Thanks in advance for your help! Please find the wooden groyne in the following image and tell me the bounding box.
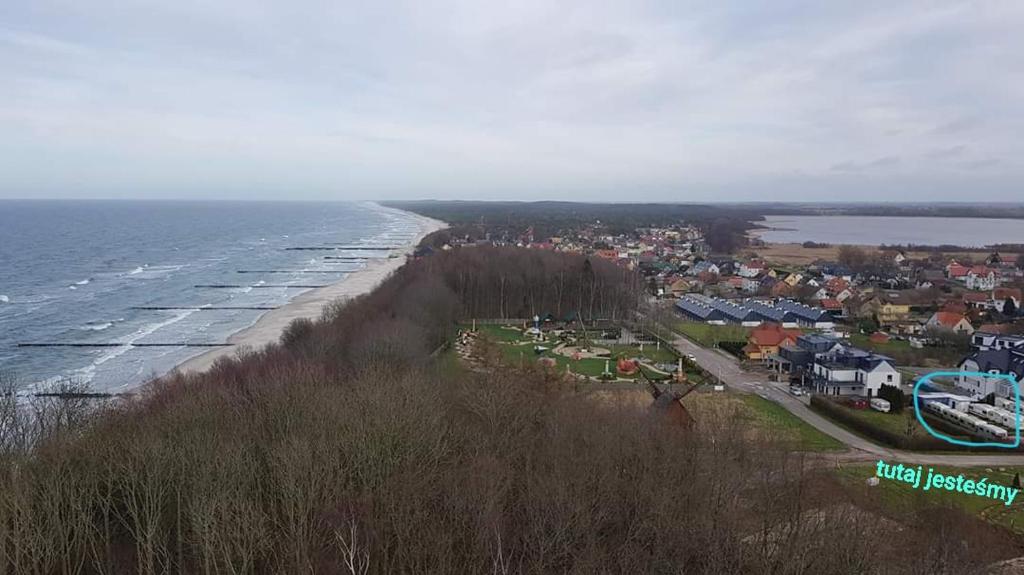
[129,306,278,311]
[236,270,345,274]
[32,392,132,399]
[285,246,397,251]
[194,284,329,289]
[18,343,233,348]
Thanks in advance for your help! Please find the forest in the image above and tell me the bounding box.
[1,246,1020,574]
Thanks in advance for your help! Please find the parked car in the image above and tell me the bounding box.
[686,353,697,361]
[789,387,803,396]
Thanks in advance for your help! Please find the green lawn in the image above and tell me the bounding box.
[849,333,912,355]
[674,322,751,347]
[739,395,844,452]
[850,333,968,367]
[840,405,919,436]
[836,464,1024,532]
[606,343,678,364]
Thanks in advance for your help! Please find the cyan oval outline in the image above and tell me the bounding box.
[912,371,1020,448]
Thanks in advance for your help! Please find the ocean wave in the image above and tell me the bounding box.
[73,308,197,385]
[129,266,146,275]
[75,278,92,286]
[0,295,8,303]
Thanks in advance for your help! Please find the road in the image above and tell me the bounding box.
[671,333,1024,468]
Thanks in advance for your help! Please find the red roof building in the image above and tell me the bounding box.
[745,323,802,360]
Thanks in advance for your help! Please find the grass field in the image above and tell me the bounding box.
[674,321,751,347]
[836,464,1024,533]
[738,394,845,451]
[751,241,983,267]
[849,333,966,367]
[838,403,918,436]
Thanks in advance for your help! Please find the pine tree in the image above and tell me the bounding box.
[1004,297,1018,317]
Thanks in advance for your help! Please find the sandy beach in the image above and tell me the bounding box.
[173,208,447,375]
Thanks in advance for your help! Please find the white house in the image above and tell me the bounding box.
[966,267,998,291]
[738,260,766,278]
[925,311,975,334]
[957,348,1024,399]
[812,347,900,397]
[971,332,1024,351]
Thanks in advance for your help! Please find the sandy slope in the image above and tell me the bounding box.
[173,210,446,376]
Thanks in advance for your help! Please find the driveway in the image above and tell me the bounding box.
[670,333,1024,468]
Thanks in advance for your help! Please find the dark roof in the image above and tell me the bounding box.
[675,295,759,323]
[744,299,789,322]
[821,346,895,372]
[961,349,1024,380]
[797,333,843,353]
[675,296,722,321]
[773,299,832,323]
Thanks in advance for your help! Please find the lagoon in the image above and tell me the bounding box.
[755,215,1024,247]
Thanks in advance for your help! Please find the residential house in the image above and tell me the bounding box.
[820,264,854,281]
[925,311,975,334]
[946,262,970,280]
[860,296,912,327]
[970,332,1024,351]
[738,260,766,278]
[773,333,846,380]
[771,281,795,298]
[668,278,692,297]
[957,348,1024,399]
[962,292,990,310]
[966,266,998,291]
[689,261,720,277]
[743,323,802,361]
[812,347,901,397]
[993,287,1022,314]
[819,298,844,318]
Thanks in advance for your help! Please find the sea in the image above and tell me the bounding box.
[0,200,423,394]
[756,215,1024,247]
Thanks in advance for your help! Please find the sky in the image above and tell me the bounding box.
[1,1,1022,202]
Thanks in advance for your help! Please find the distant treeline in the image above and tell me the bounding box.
[750,203,1024,220]
[877,243,1024,254]
[387,200,759,253]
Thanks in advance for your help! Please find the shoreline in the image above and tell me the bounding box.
[172,206,447,376]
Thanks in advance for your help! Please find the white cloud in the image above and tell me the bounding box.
[0,0,1021,200]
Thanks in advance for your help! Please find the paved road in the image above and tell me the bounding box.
[671,334,1024,468]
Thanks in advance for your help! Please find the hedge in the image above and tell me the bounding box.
[808,396,1021,452]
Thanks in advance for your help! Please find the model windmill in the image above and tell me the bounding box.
[638,364,697,429]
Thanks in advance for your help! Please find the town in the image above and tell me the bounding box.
[422,215,1024,447]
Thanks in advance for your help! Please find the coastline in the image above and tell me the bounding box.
[172,207,447,376]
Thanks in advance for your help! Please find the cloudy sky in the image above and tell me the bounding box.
[1,1,1021,201]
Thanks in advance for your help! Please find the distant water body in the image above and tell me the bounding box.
[756,215,1024,247]
[0,200,423,393]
